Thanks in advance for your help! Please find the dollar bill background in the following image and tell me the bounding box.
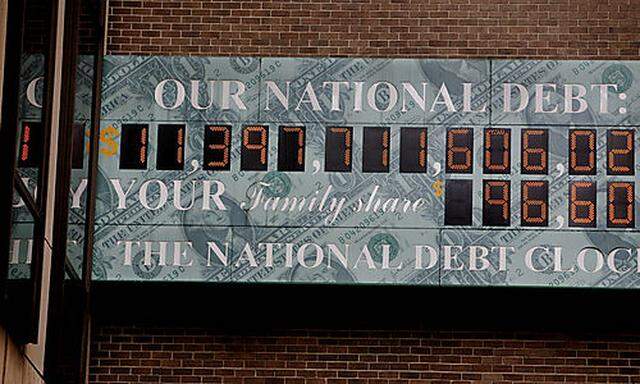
[10,56,640,288]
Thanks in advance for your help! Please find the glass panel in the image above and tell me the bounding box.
[51,0,102,381]
[9,188,35,281]
[1,0,55,343]
[16,0,52,201]
[66,73,94,279]
[3,188,36,337]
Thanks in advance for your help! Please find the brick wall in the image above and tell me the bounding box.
[90,325,640,384]
[107,0,640,58]
[88,282,640,384]
[96,1,640,383]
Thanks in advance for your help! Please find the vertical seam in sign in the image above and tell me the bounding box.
[437,228,442,287]
[257,57,263,124]
[489,60,493,126]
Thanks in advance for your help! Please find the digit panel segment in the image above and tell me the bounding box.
[446,128,473,174]
[241,125,268,171]
[325,127,353,172]
[607,182,635,228]
[569,129,596,175]
[203,125,231,171]
[400,127,427,173]
[521,181,549,227]
[568,181,597,228]
[483,180,510,226]
[483,128,510,174]
[119,123,148,170]
[157,124,185,170]
[362,127,390,173]
[278,126,305,172]
[445,179,473,226]
[521,129,548,175]
[607,129,635,175]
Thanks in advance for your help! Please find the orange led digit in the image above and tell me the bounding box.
[204,125,231,171]
[446,128,473,174]
[362,127,390,173]
[400,128,428,173]
[18,122,44,168]
[607,129,634,175]
[119,124,149,170]
[521,129,548,174]
[483,128,510,174]
[278,126,305,172]
[569,129,596,175]
[325,127,352,172]
[569,181,596,227]
[419,130,426,168]
[483,180,510,226]
[157,124,186,170]
[382,129,389,167]
[607,182,635,228]
[521,181,548,227]
[241,125,268,171]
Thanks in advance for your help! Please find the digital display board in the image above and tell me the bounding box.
[15,55,640,288]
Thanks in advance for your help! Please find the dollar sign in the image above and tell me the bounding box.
[100,125,120,157]
[85,125,120,157]
[432,179,443,198]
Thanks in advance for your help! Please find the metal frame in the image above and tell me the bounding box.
[44,0,106,380]
[0,0,27,319]
[42,0,81,377]
[78,1,108,381]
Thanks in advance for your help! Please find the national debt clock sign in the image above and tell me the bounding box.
[11,56,640,288]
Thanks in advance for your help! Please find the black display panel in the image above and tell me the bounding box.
[521,129,548,175]
[17,121,43,168]
[483,128,510,174]
[241,125,268,171]
[119,124,148,170]
[71,122,85,169]
[400,127,427,173]
[483,180,510,226]
[568,181,597,228]
[607,129,635,176]
[569,129,596,175]
[278,126,305,172]
[203,125,231,171]
[521,181,549,227]
[445,179,473,225]
[607,182,635,228]
[446,128,473,174]
[362,127,390,173]
[325,127,353,172]
[156,124,185,170]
